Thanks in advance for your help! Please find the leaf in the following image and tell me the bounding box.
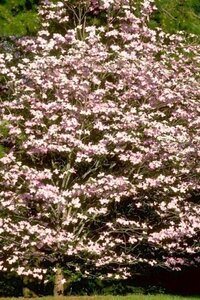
[0,144,6,158]
[0,120,9,137]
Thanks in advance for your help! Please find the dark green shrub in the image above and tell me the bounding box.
[0,273,23,297]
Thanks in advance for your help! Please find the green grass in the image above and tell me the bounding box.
[1,295,200,300]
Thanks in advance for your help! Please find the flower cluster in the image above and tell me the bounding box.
[0,0,200,282]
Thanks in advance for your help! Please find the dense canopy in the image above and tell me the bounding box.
[0,0,200,296]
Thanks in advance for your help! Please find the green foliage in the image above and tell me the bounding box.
[0,120,9,137]
[0,273,22,297]
[0,145,5,158]
[0,0,40,36]
[0,0,199,36]
[151,0,200,35]
[0,120,9,158]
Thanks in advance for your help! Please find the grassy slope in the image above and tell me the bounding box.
[1,295,200,300]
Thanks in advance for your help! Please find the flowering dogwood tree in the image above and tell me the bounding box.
[0,0,200,295]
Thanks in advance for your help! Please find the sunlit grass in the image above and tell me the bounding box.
[1,295,200,300]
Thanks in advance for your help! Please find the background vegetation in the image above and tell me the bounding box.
[152,0,200,35]
[1,267,200,297]
[0,0,200,36]
[0,0,39,36]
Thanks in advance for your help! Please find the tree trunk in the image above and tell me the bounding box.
[54,267,64,296]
